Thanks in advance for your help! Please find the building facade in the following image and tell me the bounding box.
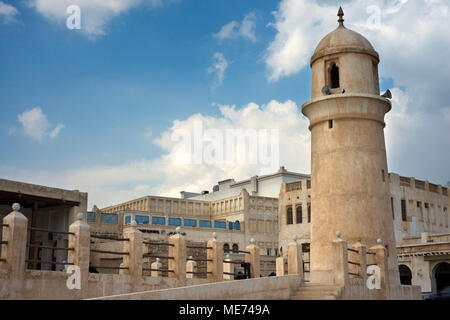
[98,189,280,259]
[278,173,450,294]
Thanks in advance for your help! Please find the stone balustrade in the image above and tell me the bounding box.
[0,203,265,299]
[275,236,304,280]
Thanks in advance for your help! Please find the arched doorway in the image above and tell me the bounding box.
[398,264,412,285]
[432,262,450,293]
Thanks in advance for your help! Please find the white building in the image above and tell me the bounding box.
[182,166,309,201]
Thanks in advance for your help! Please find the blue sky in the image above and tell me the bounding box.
[0,0,449,207]
[1,0,309,169]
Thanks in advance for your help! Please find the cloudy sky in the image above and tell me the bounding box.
[0,0,449,208]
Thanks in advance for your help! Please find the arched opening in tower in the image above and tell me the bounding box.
[330,63,340,89]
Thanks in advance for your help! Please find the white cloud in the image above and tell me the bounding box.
[17,107,65,142]
[385,88,450,183]
[29,0,173,38]
[49,123,65,139]
[207,52,229,89]
[0,1,19,23]
[265,0,450,183]
[8,127,17,136]
[443,107,450,124]
[213,11,257,42]
[3,100,310,208]
[5,92,449,208]
[265,0,450,103]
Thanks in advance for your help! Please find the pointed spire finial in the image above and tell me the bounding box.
[338,6,344,27]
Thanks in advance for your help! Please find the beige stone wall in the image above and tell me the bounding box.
[278,180,311,255]
[0,268,209,300]
[101,195,210,217]
[339,278,421,300]
[397,236,450,293]
[278,175,449,249]
[389,173,449,242]
[89,274,301,300]
[245,195,279,256]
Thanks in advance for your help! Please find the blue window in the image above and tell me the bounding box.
[184,219,197,227]
[214,220,226,229]
[87,212,96,222]
[125,216,131,225]
[168,218,181,226]
[152,216,166,225]
[199,220,212,228]
[101,213,118,224]
[229,221,241,230]
[135,215,149,224]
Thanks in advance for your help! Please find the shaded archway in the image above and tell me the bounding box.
[223,243,230,253]
[432,262,450,293]
[398,264,412,285]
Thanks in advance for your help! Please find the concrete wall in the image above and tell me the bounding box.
[0,269,209,300]
[340,278,421,300]
[389,173,449,242]
[88,275,301,300]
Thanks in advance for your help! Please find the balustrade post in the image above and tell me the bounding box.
[276,256,286,276]
[207,232,223,282]
[0,204,28,299]
[169,227,186,282]
[120,221,143,279]
[332,232,349,286]
[287,235,303,279]
[223,254,234,280]
[245,238,260,278]
[186,256,197,279]
[68,212,90,292]
[369,239,389,299]
[151,258,162,277]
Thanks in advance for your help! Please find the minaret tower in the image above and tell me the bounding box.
[302,8,400,285]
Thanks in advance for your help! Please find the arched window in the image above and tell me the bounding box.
[223,243,230,253]
[286,207,293,225]
[432,262,450,293]
[232,244,239,253]
[296,206,303,224]
[330,63,340,89]
[399,265,412,285]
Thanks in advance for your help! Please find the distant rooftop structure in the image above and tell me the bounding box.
[181,167,310,201]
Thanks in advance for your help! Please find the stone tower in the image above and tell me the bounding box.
[302,8,400,285]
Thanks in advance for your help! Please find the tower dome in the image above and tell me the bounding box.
[311,26,379,65]
[311,6,378,64]
[308,7,381,98]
